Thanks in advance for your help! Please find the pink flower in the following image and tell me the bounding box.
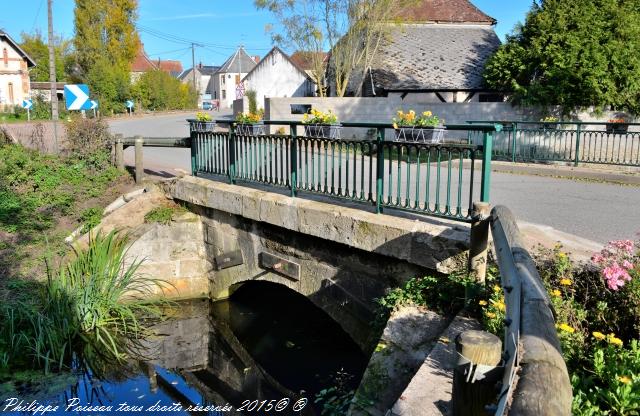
[623,260,634,270]
[591,253,605,264]
[609,240,635,255]
[603,263,632,290]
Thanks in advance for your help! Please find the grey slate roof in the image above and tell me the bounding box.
[371,24,500,91]
[217,48,257,74]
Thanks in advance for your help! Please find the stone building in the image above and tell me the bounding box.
[0,31,35,110]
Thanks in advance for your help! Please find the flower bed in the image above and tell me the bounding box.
[302,109,341,139]
[190,112,215,133]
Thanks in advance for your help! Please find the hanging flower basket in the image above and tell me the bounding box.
[235,122,266,136]
[394,126,445,143]
[303,124,342,139]
[190,120,216,133]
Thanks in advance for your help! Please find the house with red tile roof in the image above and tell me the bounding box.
[130,43,184,82]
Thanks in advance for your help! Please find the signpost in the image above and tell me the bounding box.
[235,82,245,100]
[90,100,98,118]
[64,84,92,111]
[22,99,33,121]
[126,100,134,116]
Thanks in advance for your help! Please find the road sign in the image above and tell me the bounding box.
[125,100,134,109]
[90,100,98,110]
[22,99,33,110]
[235,82,245,99]
[64,84,92,110]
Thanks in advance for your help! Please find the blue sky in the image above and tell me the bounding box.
[0,0,531,70]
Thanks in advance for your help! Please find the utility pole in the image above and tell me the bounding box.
[191,43,196,93]
[47,0,59,152]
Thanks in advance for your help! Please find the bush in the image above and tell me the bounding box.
[131,70,197,111]
[64,117,112,169]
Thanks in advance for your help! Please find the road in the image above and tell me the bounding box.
[109,113,640,244]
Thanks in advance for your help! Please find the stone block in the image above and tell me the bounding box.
[258,194,299,230]
[177,259,208,278]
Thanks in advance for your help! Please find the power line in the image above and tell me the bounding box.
[136,24,270,51]
[31,0,45,33]
[146,46,192,56]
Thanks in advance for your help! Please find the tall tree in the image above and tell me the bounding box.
[256,0,414,97]
[74,0,139,112]
[20,31,72,82]
[483,0,640,114]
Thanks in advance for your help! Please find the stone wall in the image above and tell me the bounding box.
[0,120,67,153]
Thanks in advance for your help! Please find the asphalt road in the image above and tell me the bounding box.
[109,113,640,244]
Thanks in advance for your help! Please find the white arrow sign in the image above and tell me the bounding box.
[22,99,33,110]
[66,84,90,110]
[90,100,98,110]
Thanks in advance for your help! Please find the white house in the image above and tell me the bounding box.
[179,63,220,107]
[209,47,258,109]
[0,31,35,110]
[242,47,316,109]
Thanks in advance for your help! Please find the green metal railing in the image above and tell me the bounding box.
[191,121,499,223]
[467,120,640,166]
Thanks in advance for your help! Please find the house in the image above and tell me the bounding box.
[180,63,220,107]
[0,31,36,111]
[131,43,184,82]
[209,47,258,109]
[242,47,316,109]
[30,81,65,103]
[343,0,502,103]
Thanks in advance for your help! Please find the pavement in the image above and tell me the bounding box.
[108,113,640,246]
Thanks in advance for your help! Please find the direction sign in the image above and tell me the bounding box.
[125,100,134,109]
[64,84,92,110]
[90,100,98,110]
[22,99,33,110]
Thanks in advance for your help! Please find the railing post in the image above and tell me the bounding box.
[574,122,581,167]
[511,122,517,163]
[452,330,503,416]
[228,124,236,184]
[190,131,197,176]
[480,131,492,203]
[375,127,384,214]
[289,123,297,197]
[134,135,143,184]
[115,134,124,171]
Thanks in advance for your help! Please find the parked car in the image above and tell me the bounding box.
[202,101,213,110]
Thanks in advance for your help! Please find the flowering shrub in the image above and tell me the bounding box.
[392,110,441,129]
[592,240,638,290]
[235,109,264,124]
[195,112,212,122]
[302,109,338,125]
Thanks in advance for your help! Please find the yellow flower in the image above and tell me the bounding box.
[393,122,398,129]
[493,285,502,293]
[607,334,624,347]
[397,110,404,117]
[592,331,606,340]
[478,300,488,306]
[559,278,572,286]
[557,323,575,333]
[491,299,506,311]
[485,312,496,319]
[423,111,432,117]
[618,375,632,384]
[551,289,562,297]
[558,252,567,259]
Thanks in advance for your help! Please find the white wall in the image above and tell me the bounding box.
[213,72,250,109]
[243,49,314,110]
[0,38,30,109]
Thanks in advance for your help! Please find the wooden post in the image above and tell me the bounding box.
[134,135,143,184]
[452,330,502,416]
[115,134,124,171]
[469,201,491,283]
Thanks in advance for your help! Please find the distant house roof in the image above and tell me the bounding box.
[370,24,501,92]
[393,0,496,24]
[217,47,257,74]
[290,51,328,71]
[157,59,183,75]
[0,31,36,67]
[132,45,157,72]
[243,47,313,82]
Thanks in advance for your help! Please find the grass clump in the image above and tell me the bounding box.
[0,231,165,375]
[144,204,187,225]
[80,207,102,233]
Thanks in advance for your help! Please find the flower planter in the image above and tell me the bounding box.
[394,126,445,143]
[235,122,266,136]
[540,123,558,130]
[606,123,629,134]
[190,121,216,133]
[303,124,342,139]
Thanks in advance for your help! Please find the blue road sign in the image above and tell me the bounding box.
[90,100,99,110]
[125,100,134,109]
[64,84,92,110]
[22,99,33,110]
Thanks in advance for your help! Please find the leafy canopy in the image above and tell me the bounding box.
[483,0,640,114]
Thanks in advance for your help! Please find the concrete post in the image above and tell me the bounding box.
[469,201,491,283]
[452,330,502,416]
[115,134,124,171]
[134,136,143,184]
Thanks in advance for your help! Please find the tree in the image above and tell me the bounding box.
[256,0,415,97]
[20,31,72,82]
[131,70,197,111]
[483,0,640,115]
[74,0,139,113]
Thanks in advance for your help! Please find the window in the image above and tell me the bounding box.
[3,48,8,67]
[222,90,226,100]
[8,83,14,103]
[291,104,312,115]
[235,74,240,85]
[222,75,225,85]
[478,93,504,103]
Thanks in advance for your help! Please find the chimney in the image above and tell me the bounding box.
[198,62,202,69]
[253,55,260,63]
